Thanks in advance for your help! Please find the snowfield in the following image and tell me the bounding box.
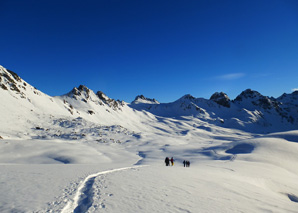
[1,65,298,212]
[1,128,298,213]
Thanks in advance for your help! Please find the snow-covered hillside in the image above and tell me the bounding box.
[1,65,297,138]
[131,90,298,133]
[1,65,298,212]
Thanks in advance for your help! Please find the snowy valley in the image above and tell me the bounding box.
[1,65,298,212]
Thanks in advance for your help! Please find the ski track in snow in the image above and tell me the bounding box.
[61,165,146,213]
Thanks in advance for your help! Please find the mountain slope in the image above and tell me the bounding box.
[0,66,155,139]
[1,64,298,139]
[131,90,298,133]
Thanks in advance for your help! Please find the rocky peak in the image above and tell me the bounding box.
[96,91,124,110]
[180,94,195,101]
[0,66,19,84]
[277,91,298,106]
[67,85,91,101]
[0,66,25,94]
[77,85,90,93]
[96,91,110,102]
[234,89,279,110]
[234,89,262,101]
[132,95,159,104]
[6,69,21,82]
[210,92,231,108]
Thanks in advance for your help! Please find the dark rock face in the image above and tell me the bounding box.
[132,95,159,104]
[233,89,295,124]
[67,85,91,101]
[210,92,231,108]
[0,67,24,94]
[96,91,124,110]
[135,95,146,100]
[234,89,261,102]
[234,89,279,110]
[7,69,21,82]
[78,85,90,93]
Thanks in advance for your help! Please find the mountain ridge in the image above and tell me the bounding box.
[1,65,297,136]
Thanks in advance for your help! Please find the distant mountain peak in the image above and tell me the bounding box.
[210,92,231,108]
[132,95,159,104]
[277,90,298,107]
[67,85,91,99]
[179,94,195,101]
[234,89,279,111]
[234,89,262,101]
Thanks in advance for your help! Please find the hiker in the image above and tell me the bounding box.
[170,157,174,166]
[165,157,170,166]
[183,160,186,167]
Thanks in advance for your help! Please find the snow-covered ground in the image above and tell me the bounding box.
[1,65,298,212]
[1,125,298,212]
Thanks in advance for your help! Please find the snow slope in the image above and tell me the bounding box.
[1,65,298,212]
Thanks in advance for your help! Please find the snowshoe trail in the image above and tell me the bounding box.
[62,166,146,213]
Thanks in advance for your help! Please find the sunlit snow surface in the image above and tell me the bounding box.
[1,124,298,212]
[1,65,298,212]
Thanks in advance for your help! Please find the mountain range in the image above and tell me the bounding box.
[1,64,298,138]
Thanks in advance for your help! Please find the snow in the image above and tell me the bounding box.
[1,65,298,212]
[1,127,298,212]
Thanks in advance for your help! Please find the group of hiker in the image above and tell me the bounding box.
[165,157,190,167]
[183,160,190,167]
[164,157,174,166]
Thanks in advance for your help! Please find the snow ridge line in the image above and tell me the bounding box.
[61,165,146,213]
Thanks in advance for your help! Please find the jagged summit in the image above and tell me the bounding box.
[277,90,298,105]
[68,85,90,95]
[234,89,279,111]
[64,85,124,111]
[96,91,124,110]
[132,95,159,104]
[66,85,93,103]
[179,94,195,101]
[234,89,263,101]
[210,92,231,108]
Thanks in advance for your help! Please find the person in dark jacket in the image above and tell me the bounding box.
[165,157,170,166]
[183,160,186,167]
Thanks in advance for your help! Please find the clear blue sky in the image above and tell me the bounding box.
[1,0,298,102]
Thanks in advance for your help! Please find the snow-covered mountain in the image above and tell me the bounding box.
[1,65,297,138]
[1,65,298,212]
[131,95,160,105]
[131,89,298,133]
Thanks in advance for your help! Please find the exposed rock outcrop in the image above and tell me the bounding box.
[210,92,231,108]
